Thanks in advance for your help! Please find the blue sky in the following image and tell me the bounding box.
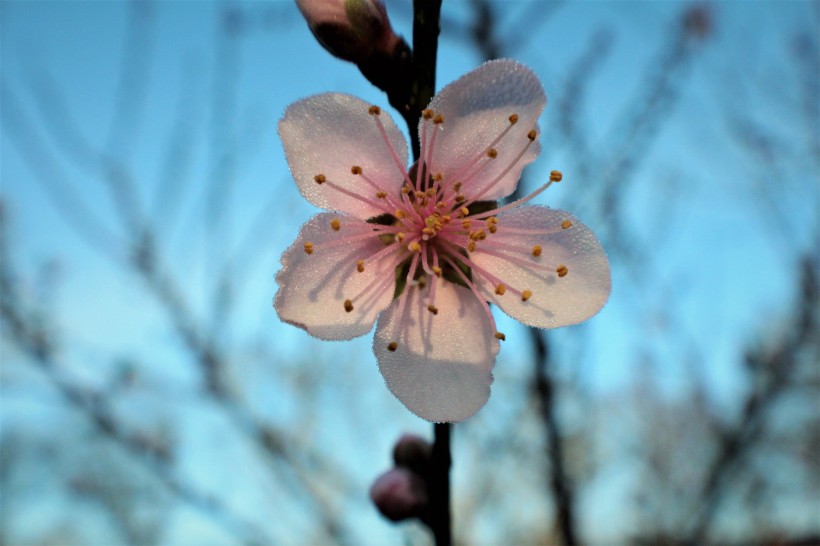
[2,1,818,544]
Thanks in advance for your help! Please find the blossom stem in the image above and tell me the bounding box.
[427,422,452,546]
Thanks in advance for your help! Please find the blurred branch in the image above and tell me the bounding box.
[687,253,820,545]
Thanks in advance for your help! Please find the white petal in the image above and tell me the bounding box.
[279,93,408,219]
[374,278,499,422]
[423,59,545,201]
[472,206,610,328]
[275,213,398,340]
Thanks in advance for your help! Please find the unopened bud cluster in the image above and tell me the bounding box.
[370,434,433,521]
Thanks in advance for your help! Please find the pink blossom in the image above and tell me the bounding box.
[275,59,611,422]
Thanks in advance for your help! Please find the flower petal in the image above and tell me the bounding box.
[471,205,610,328]
[279,93,408,219]
[423,59,545,201]
[275,212,398,340]
[374,278,499,422]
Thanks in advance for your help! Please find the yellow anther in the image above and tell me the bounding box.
[495,284,506,296]
[368,105,381,115]
[527,129,537,141]
[432,173,443,182]
[469,230,486,241]
[460,206,469,217]
[402,185,412,194]
[550,170,563,182]
[314,174,326,184]
[357,260,365,273]
[521,289,533,302]
[426,187,437,197]
[561,220,573,229]
[442,215,451,223]
[467,241,476,252]
[432,266,443,277]
[422,227,436,236]
[396,232,406,243]
[351,165,363,175]
[415,191,425,199]
[376,191,388,199]
[531,245,542,257]
[303,242,314,254]
[462,219,471,229]
[436,202,447,209]
[453,182,462,191]
[487,148,498,159]
[556,265,569,278]
[488,224,497,234]
[427,304,439,315]
[408,241,421,253]
[509,113,519,124]
[387,341,399,351]
[455,194,466,203]
[330,218,341,231]
[396,210,407,219]
[486,216,498,225]
[433,113,445,125]
[344,299,354,313]
[494,331,506,341]
[422,109,434,120]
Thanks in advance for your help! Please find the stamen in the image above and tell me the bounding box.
[527,129,537,140]
[357,260,365,273]
[344,299,354,312]
[556,265,568,278]
[494,332,506,341]
[550,170,563,182]
[314,174,326,184]
[376,191,388,199]
[486,148,498,159]
[368,105,381,115]
[304,242,314,254]
[427,304,439,315]
[532,245,542,257]
[408,241,421,253]
[495,284,506,296]
[508,114,519,124]
[562,220,573,229]
[330,219,341,231]
[422,109,434,120]
[387,341,398,351]
[521,290,533,302]
[433,113,444,124]
[351,165,363,175]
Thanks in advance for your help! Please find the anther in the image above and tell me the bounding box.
[436,202,447,209]
[417,276,427,288]
[521,290,532,302]
[368,105,381,115]
[351,165,363,175]
[487,148,498,159]
[550,170,563,182]
[426,187,437,197]
[432,266,442,277]
[304,242,314,255]
[357,260,365,273]
[344,299,354,312]
[427,304,439,315]
[462,219,471,229]
[495,284,506,296]
[330,218,341,231]
[488,224,497,234]
[396,232,406,243]
[314,174,326,184]
[433,113,445,125]
[408,241,421,253]
[432,173,443,182]
[460,206,469,217]
[455,194,466,203]
[494,331,506,341]
[467,241,476,252]
[561,220,573,229]
[531,245,542,257]
[415,191,425,199]
[509,114,519,124]
[556,265,569,278]
[396,210,407,219]
[387,341,399,351]
[453,182,462,191]
[402,185,412,194]
[527,129,537,141]
[376,191,388,199]
[422,109,434,120]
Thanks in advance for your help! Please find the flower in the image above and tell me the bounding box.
[275,59,611,422]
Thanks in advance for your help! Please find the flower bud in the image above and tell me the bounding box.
[369,468,428,522]
[392,433,432,474]
[296,0,401,63]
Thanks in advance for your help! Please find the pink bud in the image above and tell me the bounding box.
[369,468,428,521]
[296,0,401,63]
[393,433,432,473]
